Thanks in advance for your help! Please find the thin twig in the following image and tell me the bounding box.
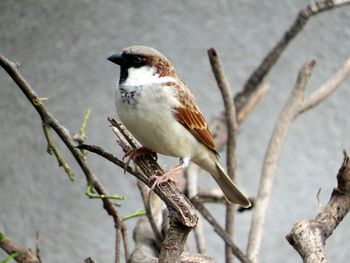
[191,197,252,263]
[121,225,129,263]
[0,53,128,263]
[301,56,350,113]
[35,231,42,263]
[137,181,164,248]
[42,122,74,181]
[186,164,208,254]
[208,48,238,263]
[286,150,350,262]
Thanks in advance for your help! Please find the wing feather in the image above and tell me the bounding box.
[167,81,217,153]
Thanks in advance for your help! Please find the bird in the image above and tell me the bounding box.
[108,45,251,207]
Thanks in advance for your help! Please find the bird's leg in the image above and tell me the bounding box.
[123,147,157,173]
[149,157,190,191]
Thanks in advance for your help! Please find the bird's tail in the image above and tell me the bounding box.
[213,160,251,207]
[197,153,251,207]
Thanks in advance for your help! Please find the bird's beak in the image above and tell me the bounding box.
[107,53,126,65]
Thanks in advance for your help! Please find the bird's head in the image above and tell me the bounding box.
[108,46,177,84]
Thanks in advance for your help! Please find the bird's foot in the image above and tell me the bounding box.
[149,171,177,191]
[123,147,157,173]
[149,163,185,191]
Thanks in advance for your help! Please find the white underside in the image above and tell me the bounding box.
[115,67,201,159]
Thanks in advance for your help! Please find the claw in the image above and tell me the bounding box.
[149,171,177,191]
[123,147,156,173]
[148,157,190,190]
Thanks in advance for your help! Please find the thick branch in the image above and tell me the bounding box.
[157,216,191,263]
[286,151,350,262]
[80,118,198,263]
[80,120,198,228]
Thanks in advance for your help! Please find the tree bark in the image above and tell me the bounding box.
[286,151,350,262]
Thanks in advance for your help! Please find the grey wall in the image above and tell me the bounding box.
[1,0,350,262]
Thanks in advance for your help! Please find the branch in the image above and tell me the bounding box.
[208,48,238,263]
[130,217,215,263]
[301,56,350,113]
[0,53,128,263]
[185,164,207,254]
[209,0,349,159]
[247,53,350,262]
[137,181,164,248]
[0,233,40,263]
[79,125,198,228]
[79,118,198,263]
[246,60,316,262]
[191,197,252,263]
[286,150,350,262]
[107,119,198,263]
[234,0,350,113]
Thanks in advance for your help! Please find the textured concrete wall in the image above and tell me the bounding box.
[1,1,350,262]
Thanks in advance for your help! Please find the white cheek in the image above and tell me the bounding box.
[124,66,175,86]
[124,66,155,86]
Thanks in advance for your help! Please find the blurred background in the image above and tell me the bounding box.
[1,0,350,262]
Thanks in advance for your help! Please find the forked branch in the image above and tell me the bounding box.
[286,150,350,262]
[246,56,350,262]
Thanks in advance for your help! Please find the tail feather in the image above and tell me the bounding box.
[213,160,251,208]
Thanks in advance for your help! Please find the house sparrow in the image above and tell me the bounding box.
[108,46,251,207]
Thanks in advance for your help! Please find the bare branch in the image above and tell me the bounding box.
[208,47,238,263]
[186,163,208,254]
[80,122,198,228]
[80,118,198,263]
[301,56,350,113]
[35,231,42,263]
[191,197,252,263]
[42,123,74,181]
[0,53,128,263]
[246,60,316,262]
[129,216,216,263]
[84,258,97,263]
[137,181,164,247]
[236,81,269,124]
[234,0,350,112]
[286,150,350,262]
[0,233,40,263]
[157,219,192,263]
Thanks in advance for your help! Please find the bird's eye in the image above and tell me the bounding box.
[133,56,143,64]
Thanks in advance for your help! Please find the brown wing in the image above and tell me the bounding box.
[167,81,217,153]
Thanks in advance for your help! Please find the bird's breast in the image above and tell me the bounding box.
[115,83,198,158]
